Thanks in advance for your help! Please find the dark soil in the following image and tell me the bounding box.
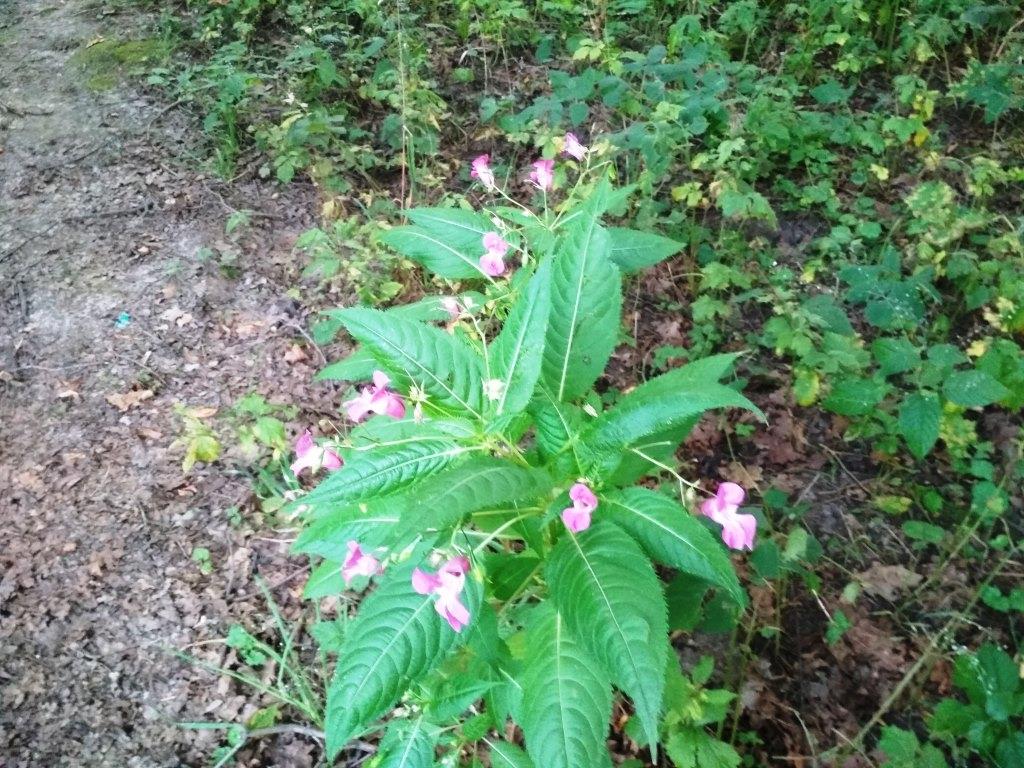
[0,1,335,764]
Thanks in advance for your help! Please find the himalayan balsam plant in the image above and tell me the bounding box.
[289,139,765,766]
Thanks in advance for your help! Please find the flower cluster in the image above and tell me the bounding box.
[469,134,588,276]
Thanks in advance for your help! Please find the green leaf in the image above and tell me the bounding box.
[542,219,622,401]
[395,456,551,536]
[530,391,585,461]
[602,488,743,605]
[872,337,921,377]
[324,563,478,758]
[382,225,493,280]
[898,392,941,459]
[491,261,553,415]
[822,378,888,416]
[578,381,762,478]
[518,605,613,768]
[295,457,550,557]
[377,717,436,768]
[606,227,683,273]
[485,739,535,768]
[336,307,485,418]
[293,499,401,560]
[299,440,476,512]
[303,559,345,599]
[943,369,1010,407]
[407,207,493,249]
[317,349,379,382]
[547,522,667,752]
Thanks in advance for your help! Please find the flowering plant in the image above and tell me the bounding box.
[291,144,764,765]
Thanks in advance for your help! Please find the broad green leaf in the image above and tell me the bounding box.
[898,392,940,459]
[324,562,478,758]
[293,498,402,559]
[349,416,476,447]
[317,348,377,382]
[607,227,684,273]
[303,559,345,599]
[382,225,492,280]
[822,378,888,416]
[406,207,492,248]
[871,337,921,377]
[518,605,613,768]
[485,738,535,768]
[601,355,743,483]
[491,261,553,415]
[377,717,436,768]
[298,440,475,511]
[578,382,762,477]
[542,218,622,401]
[337,307,485,418]
[547,522,667,752]
[603,488,743,605]
[530,390,585,461]
[943,369,1010,407]
[396,456,551,536]
[295,457,550,556]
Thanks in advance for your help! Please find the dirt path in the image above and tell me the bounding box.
[1,1,332,765]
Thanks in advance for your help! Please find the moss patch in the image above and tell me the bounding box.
[69,38,168,91]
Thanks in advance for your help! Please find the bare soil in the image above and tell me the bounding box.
[1,1,335,764]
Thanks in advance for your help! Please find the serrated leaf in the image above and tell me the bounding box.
[317,348,378,382]
[943,369,1010,407]
[606,227,684,273]
[871,337,921,377]
[547,522,667,752]
[518,605,613,768]
[407,207,493,248]
[603,488,743,605]
[396,456,551,536]
[299,440,476,512]
[324,563,478,758]
[530,390,585,461]
[822,378,888,416]
[485,739,535,768]
[491,261,553,415]
[898,392,940,459]
[377,717,436,768]
[542,219,622,401]
[382,225,493,280]
[293,499,402,560]
[578,381,762,477]
[336,307,485,418]
[303,559,345,599]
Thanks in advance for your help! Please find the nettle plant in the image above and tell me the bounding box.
[290,139,765,766]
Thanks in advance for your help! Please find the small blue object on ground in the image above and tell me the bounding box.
[115,311,132,329]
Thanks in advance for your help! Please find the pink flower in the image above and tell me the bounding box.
[412,556,471,632]
[342,541,381,584]
[479,231,509,277]
[700,482,757,551]
[530,158,554,190]
[563,132,587,160]
[290,429,343,476]
[562,482,598,533]
[440,296,461,321]
[470,154,495,189]
[343,370,406,422]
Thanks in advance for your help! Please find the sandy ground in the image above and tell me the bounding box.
[1,0,336,764]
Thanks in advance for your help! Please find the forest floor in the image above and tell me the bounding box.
[1,1,1014,768]
[0,0,337,765]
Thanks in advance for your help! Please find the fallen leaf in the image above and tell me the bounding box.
[106,389,154,412]
[284,344,308,363]
[855,563,923,601]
